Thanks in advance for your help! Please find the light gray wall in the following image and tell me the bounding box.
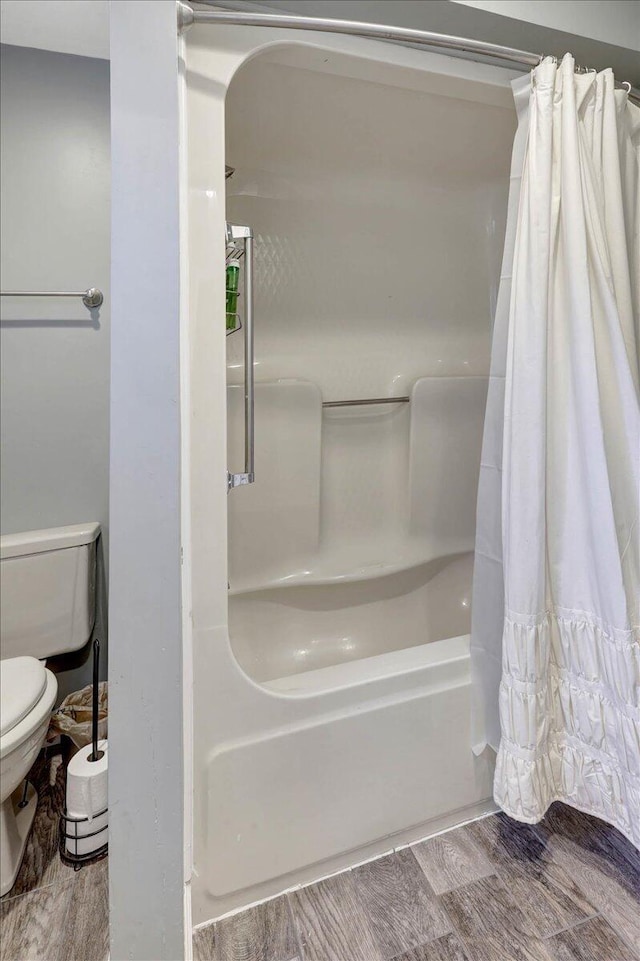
[452,0,640,50]
[4,0,639,64]
[0,43,110,698]
[109,2,186,958]
[0,1,110,61]
[242,0,640,83]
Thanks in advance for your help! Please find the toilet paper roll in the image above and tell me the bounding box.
[65,739,108,857]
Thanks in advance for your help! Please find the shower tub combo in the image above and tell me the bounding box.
[184,24,517,923]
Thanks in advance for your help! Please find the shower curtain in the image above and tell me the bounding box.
[472,54,640,846]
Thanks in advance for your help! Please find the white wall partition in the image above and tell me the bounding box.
[109,2,187,958]
[184,22,518,925]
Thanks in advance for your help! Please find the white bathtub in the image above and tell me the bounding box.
[192,553,496,921]
[199,624,495,920]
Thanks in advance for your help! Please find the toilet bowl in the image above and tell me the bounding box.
[0,657,58,895]
[0,522,100,897]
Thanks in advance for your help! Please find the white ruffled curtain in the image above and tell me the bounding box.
[471,54,640,847]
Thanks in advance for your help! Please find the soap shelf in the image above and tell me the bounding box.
[59,806,108,870]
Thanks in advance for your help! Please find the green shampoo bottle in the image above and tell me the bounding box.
[226,259,240,332]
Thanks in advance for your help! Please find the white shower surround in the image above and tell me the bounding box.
[184,23,519,923]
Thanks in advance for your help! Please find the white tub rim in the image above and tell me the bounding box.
[263,632,470,698]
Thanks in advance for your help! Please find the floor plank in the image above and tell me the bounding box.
[58,859,109,961]
[539,804,640,884]
[289,870,383,961]
[533,811,640,952]
[441,874,555,961]
[0,879,74,961]
[467,814,597,938]
[390,933,469,960]
[352,849,451,958]
[193,922,216,961]
[1,754,74,901]
[194,897,301,961]
[411,823,495,894]
[545,916,638,961]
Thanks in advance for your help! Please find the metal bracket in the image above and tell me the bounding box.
[82,288,104,309]
[177,1,194,32]
[226,223,252,244]
[228,471,255,491]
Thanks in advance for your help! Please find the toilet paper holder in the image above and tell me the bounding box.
[59,807,109,868]
[59,638,108,868]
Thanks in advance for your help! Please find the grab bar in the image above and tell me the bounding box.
[1,288,103,309]
[227,223,255,491]
[322,396,410,408]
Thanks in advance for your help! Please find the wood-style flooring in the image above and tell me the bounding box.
[193,805,640,961]
[3,752,638,961]
[0,752,109,961]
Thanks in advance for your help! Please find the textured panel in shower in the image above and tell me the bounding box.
[409,377,489,551]
[227,379,322,591]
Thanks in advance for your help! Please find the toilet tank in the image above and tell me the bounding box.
[0,523,100,660]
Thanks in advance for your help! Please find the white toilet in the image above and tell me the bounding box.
[0,522,100,896]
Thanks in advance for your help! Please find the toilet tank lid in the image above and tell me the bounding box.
[0,523,100,560]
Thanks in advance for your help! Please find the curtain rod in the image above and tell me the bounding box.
[177,4,640,105]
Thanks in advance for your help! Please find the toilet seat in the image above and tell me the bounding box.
[0,668,57,760]
[0,657,47,738]
[0,664,57,896]
[0,661,56,762]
